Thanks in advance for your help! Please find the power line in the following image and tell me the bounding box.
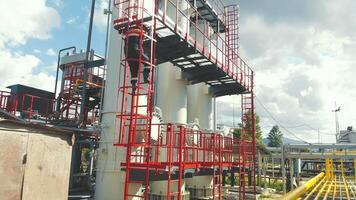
[255,97,311,144]
[262,122,336,136]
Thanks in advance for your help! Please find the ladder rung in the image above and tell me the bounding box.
[129,154,147,157]
[126,194,144,198]
[128,180,145,184]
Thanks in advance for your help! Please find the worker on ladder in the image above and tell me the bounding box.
[124,24,151,89]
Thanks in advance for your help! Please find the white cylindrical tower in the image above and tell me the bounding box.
[186,18,216,199]
[95,1,143,199]
[150,1,190,197]
[186,83,215,199]
[150,63,189,198]
[187,83,214,130]
[95,5,129,199]
[155,64,187,124]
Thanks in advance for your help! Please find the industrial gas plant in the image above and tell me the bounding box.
[2,0,356,200]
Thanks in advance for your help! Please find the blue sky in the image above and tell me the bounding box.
[20,0,108,76]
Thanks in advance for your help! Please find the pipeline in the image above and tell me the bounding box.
[278,172,325,200]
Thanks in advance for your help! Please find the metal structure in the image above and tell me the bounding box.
[0,49,105,129]
[266,143,356,198]
[280,159,356,199]
[110,0,256,199]
[56,50,105,127]
[0,0,257,199]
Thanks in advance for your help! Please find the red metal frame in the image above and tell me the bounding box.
[112,0,256,199]
[225,5,239,62]
[113,0,158,199]
[0,91,18,115]
[0,91,55,123]
[58,61,104,125]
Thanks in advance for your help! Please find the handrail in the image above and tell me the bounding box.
[280,172,325,200]
[113,0,254,92]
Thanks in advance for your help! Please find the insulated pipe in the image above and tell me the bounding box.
[279,172,325,200]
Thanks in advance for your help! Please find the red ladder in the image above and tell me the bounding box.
[239,73,256,199]
[224,5,239,65]
[113,0,157,200]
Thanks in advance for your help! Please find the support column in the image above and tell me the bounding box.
[263,157,267,187]
[272,157,275,178]
[282,146,286,194]
[230,171,235,187]
[95,3,142,199]
[354,159,356,182]
[290,158,294,190]
[258,151,262,188]
[222,171,227,186]
[248,169,252,186]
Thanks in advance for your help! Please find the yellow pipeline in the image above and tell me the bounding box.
[278,172,325,200]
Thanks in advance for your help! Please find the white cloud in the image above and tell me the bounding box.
[51,0,63,7]
[34,49,41,54]
[93,0,109,31]
[66,16,78,24]
[0,0,60,92]
[0,51,56,92]
[46,48,56,56]
[0,0,60,48]
[217,0,356,143]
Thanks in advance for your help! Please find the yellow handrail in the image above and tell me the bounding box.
[278,172,325,200]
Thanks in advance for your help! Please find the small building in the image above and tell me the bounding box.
[0,118,73,200]
[6,84,55,116]
[338,126,356,143]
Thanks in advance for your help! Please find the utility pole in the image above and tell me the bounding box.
[79,0,96,128]
[332,102,340,143]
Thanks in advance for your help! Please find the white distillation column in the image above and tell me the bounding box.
[95,0,154,199]
[186,83,216,198]
[187,83,213,130]
[185,18,216,199]
[149,0,190,198]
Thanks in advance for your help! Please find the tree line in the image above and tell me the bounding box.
[232,112,283,147]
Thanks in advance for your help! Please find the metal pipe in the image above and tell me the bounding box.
[314,179,329,200]
[322,179,334,200]
[279,172,325,200]
[55,46,76,96]
[333,176,337,199]
[342,175,351,200]
[79,0,96,128]
[55,46,76,112]
[99,0,112,118]
[304,175,326,199]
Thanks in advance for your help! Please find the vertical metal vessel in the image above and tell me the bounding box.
[94,2,143,199]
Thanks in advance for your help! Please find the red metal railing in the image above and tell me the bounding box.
[0,91,18,115]
[58,62,103,125]
[0,90,100,126]
[155,0,253,92]
[0,91,56,123]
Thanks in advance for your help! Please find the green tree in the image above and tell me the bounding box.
[267,125,283,147]
[232,112,263,146]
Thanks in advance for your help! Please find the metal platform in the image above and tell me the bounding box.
[151,20,250,96]
[188,0,226,33]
